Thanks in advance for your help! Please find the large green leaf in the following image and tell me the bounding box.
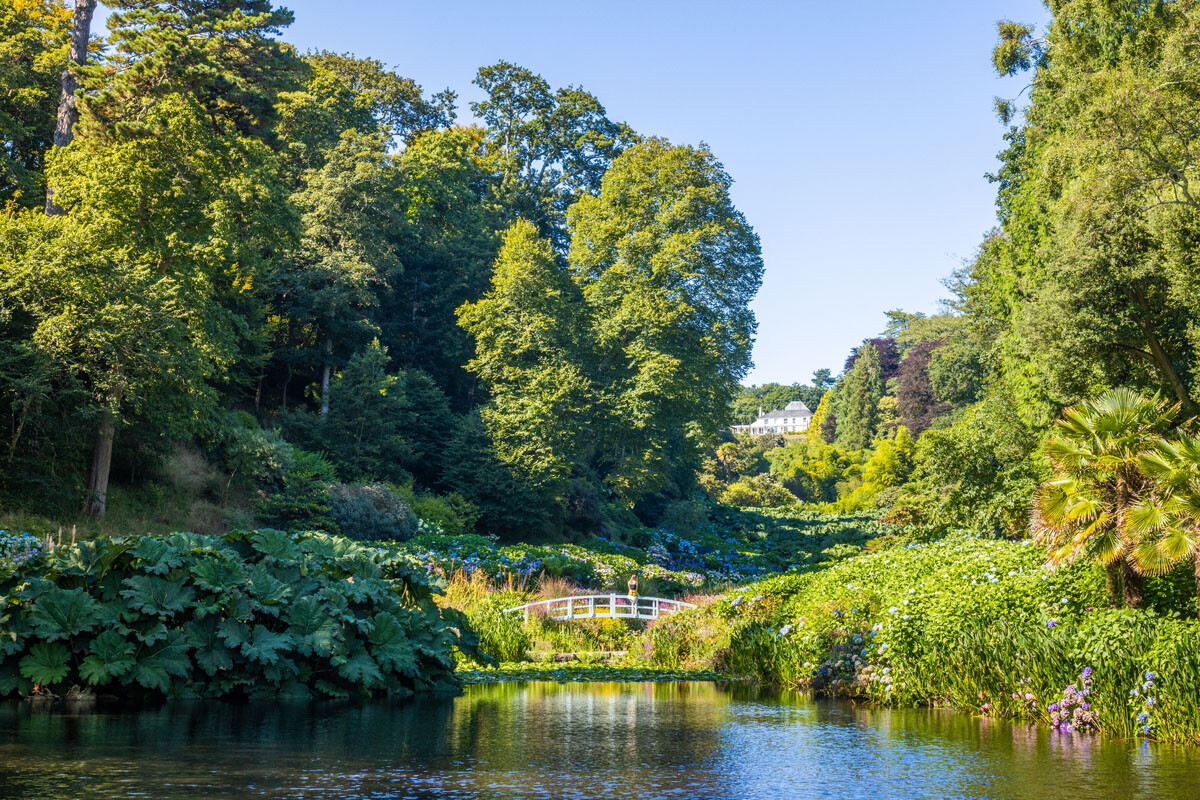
[189,555,244,593]
[287,596,337,657]
[217,619,252,649]
[367,612,417,676]
[0,659,32,696]
[244,563,292,609]
[184,618,234,676]
[241,625,293,665]
[19,642,70,685]
[52,539,126,580]
[29,586,102,641]
[79,631,136,684]
[250,529,300,561]
[127,631,190,692]
[120,576,196,616]
[337,647,382,687]
[129,538,185,575]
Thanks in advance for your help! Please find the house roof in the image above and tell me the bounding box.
[758,400,812,421]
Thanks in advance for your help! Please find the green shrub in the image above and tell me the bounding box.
[720,474,797,508]
[407,491,480,537]
[329,483,418,541]
[0,529,482,699]
[257,449,338,532]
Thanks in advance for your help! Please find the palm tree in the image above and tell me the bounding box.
[1033,388,1178,608]
[1128,433,1200,617]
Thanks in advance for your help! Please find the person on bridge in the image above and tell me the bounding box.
[627,572,639,600]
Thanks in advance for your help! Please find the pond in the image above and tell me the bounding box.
[1,681,1198,799]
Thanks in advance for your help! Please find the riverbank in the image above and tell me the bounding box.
[628,534,1200,745]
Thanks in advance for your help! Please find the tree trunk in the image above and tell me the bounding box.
[83,408,115,518]
[1131,286,1197,416]
[319,338,333,418]
[1122,558,1147,609]
[1106,560,1122,607]
[1194,550,1200,620]
[45,0,97,216]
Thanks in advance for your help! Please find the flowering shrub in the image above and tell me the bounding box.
[1049,668,1098,733]
[0,532,42,580]
[630,533,1200,744]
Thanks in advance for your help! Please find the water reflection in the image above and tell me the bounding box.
[0,682,1197,799]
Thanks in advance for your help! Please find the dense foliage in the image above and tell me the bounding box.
[637,534,1200,743]
[0,1,760,541]
[0,529,479,699]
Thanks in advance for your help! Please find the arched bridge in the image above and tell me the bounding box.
[505,594,697,623]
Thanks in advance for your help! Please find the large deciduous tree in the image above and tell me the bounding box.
[567,138,763,500]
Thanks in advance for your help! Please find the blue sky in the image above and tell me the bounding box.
[100,1,1050,385]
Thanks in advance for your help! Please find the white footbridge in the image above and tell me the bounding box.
[505,594,696,623]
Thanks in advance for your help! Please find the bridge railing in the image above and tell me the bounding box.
[505,594,697,623]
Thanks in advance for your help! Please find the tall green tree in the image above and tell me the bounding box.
[383,127,501,405]
[270,130,397,416]
[5,0,301,517]
[471,61,638,248]
[973,2,1200,427]
[457,220,595,492]
[834,340,883,451]
[567,138,763,500]
[76,0,301,141]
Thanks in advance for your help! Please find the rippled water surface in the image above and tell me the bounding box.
[2,681,1198,799]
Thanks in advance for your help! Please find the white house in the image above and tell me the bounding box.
[731,400,813,435]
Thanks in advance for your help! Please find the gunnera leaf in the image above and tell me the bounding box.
[189,555,244,593]
[244,563,292,609]
[338,647,382,687]
[28,586,102,641]
[128,631,191,692]
[250,530,300,562]
[367,612,418,675]
[286,596,337,657]
[241,625,293,665]
[79,631,136,684]
[120,575,196,616]
[129,538,185,575]
[19,642,71,685]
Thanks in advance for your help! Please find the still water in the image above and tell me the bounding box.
[1,681,1198,799]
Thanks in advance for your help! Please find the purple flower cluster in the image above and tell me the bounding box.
[1129,671,1157,736]
[1049,667,1098,733]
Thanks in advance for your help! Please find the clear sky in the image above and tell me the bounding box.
[99,0,1050,385]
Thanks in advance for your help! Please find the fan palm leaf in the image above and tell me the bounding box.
[1032,389,1179,608]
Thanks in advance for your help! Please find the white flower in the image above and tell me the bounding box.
[907,588,916,594]
[888,606,899,614]
[902,614,910,621]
